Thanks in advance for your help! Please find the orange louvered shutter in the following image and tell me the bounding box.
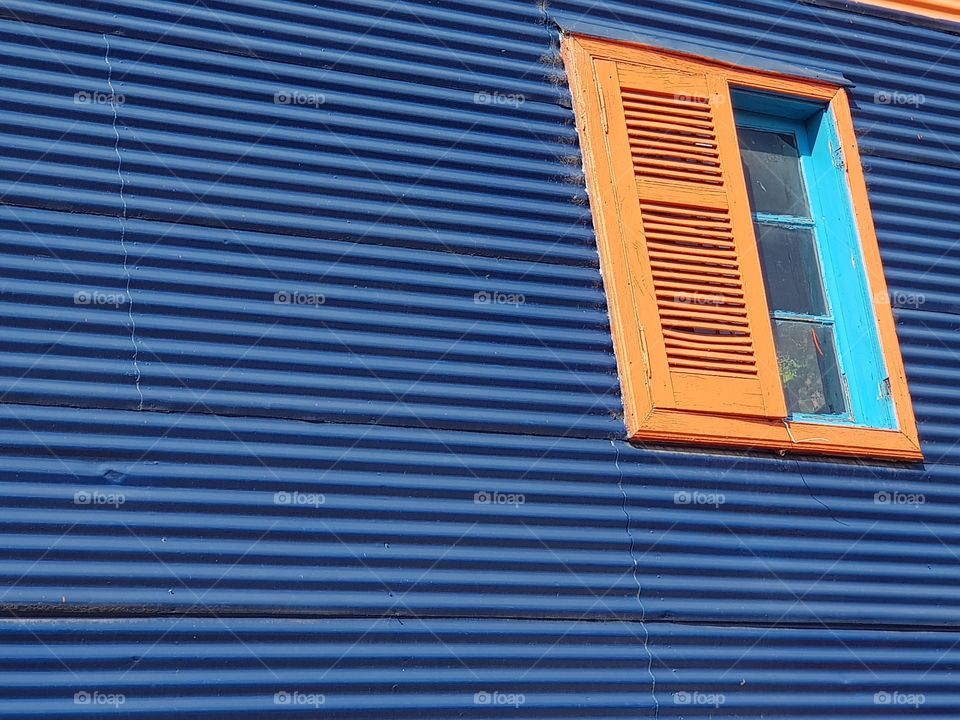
[594,59,786,419]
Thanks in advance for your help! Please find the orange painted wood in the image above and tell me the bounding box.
[594,47,787,417]
[829,89,922,454]
[563,46,657,431]
[853,0,960,23]
[569,35,838,101]
[639,409,922,461]
[562,33,923,461]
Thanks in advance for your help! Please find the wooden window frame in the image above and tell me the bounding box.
[564,34,922,461]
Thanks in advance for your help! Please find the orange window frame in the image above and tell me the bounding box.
[563,34,922,461]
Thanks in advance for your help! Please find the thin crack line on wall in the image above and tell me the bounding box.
[104,33,143,411]
[613,439,659,719]
[795,459,851,527]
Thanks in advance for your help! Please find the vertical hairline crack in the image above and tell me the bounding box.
[103,33,143,411]
[612,439,659,719]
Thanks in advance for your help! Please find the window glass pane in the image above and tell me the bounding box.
[774,320,846,416]
[755,224,828,316]
[738,127,810,217]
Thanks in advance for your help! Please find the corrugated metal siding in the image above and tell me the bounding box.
[0,402,954,629]
[1,618,958,719]
[0,204,620,435]
[0,0,958,717]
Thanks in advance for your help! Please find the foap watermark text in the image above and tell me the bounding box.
[74,490,126,508]
[74,90,125,106]
[74,290,128,307]
[474,290,525,307]
[674,690,726,708]
[474,490,525,508]
[473,91,525,109]
[874,690,925,708]
[274,691,325,708]
[274,490,326,508]
[274,290,326,308]
[474,691,525,708]
[273,90,325,108]
[874,490,925,507]
[74,691,125,708]
[674,490,726,508]
[874,90,925,108]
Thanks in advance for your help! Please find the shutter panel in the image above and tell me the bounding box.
[595,59,787,419]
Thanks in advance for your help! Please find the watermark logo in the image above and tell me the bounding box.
[673,690,726,708]
[674,293,724,306]
[273,90,325,108]
[874,90,925,108]
[273,691,326,708]
[473,290,525,308]
[874,290,925,309]
[74,290,128,307]
[674,92,725,107]
[473,691,526,708]
[274,290,326,308]
[874,490,925,507]
[74,90,125,106]
[74,490,126,508]
[74,691,125,708]
[874,690,925,708]
[274,490,326,508]
[474,491,525,508]
[674,490,726,508]
[473,91,525,109]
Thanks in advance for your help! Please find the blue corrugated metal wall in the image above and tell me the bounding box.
[0,0,958,717]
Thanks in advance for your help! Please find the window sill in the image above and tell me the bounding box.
[630,409,923,462]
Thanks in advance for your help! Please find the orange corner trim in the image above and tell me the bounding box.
[853,0,960,24]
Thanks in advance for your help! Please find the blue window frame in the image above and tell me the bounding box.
[733,91,897,430]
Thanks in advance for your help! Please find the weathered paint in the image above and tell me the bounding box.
[737,105,897,430]
[0,0,956,717]
[564,33,920,459]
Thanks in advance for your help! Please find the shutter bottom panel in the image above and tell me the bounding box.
[670,371,769,415]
